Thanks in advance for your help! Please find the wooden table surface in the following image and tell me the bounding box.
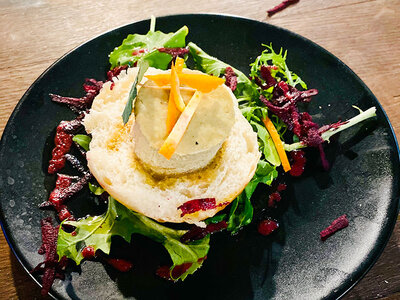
[0,0,399,299]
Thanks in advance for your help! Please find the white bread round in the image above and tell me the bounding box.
[84,67,260,223]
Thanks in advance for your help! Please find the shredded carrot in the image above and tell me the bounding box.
[145,73,225,93]
[159,91,203,159]
[170,63,186,112]
[166,88,181,134]
[175,57,184,72]
[262,116,291,172]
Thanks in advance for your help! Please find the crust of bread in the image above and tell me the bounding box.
[84,67,260,223]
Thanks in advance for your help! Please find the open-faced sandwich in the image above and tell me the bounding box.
[33,17,377,295]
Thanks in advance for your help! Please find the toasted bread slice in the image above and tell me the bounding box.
[84,67,260,223]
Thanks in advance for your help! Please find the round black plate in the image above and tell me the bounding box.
[0,14,399,300]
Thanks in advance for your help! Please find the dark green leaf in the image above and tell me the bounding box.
[72,134,91,151]
[122,60,150,124]
[205,214,227,225]
[57,197,209,281]
[88,183,105,195]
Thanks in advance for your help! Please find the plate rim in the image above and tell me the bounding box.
[0,13,399,299]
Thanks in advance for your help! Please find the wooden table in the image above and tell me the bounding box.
[0,0,399,299]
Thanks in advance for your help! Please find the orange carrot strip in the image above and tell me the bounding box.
[159,91,202,159]
[175,57,184,72]
[166,88,181,134]
[145,73,225,93]
[170,63,186,112]
[262,116,291,172]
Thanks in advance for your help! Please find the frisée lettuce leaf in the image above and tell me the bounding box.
[57,197,209,281]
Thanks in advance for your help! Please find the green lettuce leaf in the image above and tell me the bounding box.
[227,160,278,234]
[72,134,91,151]
[109,25,188,69]
[57,197,209,281]
[251,121,280,166]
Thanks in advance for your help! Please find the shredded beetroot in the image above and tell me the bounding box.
[178,198,216,217]
[157,47,189,58]
[107,65,129,90]
[65,154,86,174]
[289,150,306,177]
[105,258,133,272]
[48,125,73,174]
[320,214,349,241]
[43,172,92,220]
[31,218,67,296]
[50,78,103,110]
[81,246,96,259]
[277,183,287,192]
[156,262,193,281]
[180,221,228,243]
[48,116,84,174]
[267,0,300,17]
[224,67,237,91]
[258,219,279,236]
[268,192,282,208]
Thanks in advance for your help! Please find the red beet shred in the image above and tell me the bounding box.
[157,47,189,58]
[267,0,300,17]
[50,78,103,110]
[289,150,306,177]
[48,116,84,174]
[105,258,133,272]
[180,221,228,243]
[42,172,92,221]
[178,198,216,217]
[156,257,206,281]
[320,214,349,241]
[31,218,67,296]
[258,219,279,236]
[224,66,237,91]
[81,246,96,259]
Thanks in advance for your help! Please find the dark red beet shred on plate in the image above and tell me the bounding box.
[320,214,349,241]
[180,221,228,243]
[224,66,238,91]
[258,219,279,236]
[31,217,68,296]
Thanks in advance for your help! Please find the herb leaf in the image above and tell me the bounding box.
[88,183,105,195]
[72,134,91,151]
[122,60,150,124]
[57,197,209,280]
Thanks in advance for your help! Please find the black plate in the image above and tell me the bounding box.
[1,14,399,300]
